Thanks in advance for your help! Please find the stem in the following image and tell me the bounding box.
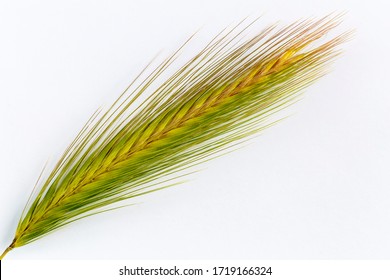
[0,241,15,260]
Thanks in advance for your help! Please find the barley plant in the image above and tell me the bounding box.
[0,15,350,259]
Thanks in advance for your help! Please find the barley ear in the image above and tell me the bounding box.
[0,15,351,259]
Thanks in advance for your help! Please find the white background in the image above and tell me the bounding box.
[0,0,389,260]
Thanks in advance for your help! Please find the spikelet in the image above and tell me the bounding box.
[0,15,350,259]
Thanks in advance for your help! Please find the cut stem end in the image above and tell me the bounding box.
[0,241,15,260]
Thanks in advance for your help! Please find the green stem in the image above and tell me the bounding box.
[0,241,15,260]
